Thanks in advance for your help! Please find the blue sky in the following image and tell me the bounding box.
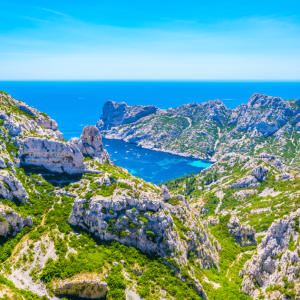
[1,0,300,79]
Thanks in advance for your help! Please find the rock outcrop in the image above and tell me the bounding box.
[53,274,108,299]
[0,204,33,237]
[0,171,28,201]
[161,185,171,201]
[70,125,111,164]
[227,216,256,246]
[240,211,300,299]
[252,165,269,181]
[19,137,86,174]
[97,100,159,130]
[68,183,219,270]
[228,93,296,136]
[231,175,260,189]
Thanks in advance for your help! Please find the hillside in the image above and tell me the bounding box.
[0,90,300,300]
[97,93,300,169]
[164,152,300,299]
[0,91,221,300]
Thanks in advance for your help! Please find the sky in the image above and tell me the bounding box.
[1,0,300,80]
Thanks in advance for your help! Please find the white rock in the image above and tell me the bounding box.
[231,175,260,189]
[19,137,86,174]
[161,185,171,201]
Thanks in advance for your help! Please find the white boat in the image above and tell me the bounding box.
[105,145,109,146]
[126,151,130,153]
[115,151,117,153]
[125,157,128,159]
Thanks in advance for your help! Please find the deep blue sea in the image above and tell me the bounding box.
[0,81,299,183]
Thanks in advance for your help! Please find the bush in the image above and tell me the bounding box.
[145,231,155,241]
[168,198,180,206]
[137,215,148,223]
[84,192,93,200]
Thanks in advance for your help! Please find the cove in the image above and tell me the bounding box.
[103,138,212,184]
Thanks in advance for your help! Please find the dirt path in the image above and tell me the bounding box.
[226,251,253,278]
[203,275,221,289]
[215,191,225,214]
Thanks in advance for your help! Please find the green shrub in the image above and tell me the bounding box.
[168,198,180,206]
[137,215,148,223]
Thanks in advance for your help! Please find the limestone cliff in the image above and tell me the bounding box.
[97,100,160,131]
[97,93,300,168]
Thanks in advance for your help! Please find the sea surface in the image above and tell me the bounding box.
[103,139,211,184]
[0,81,299,183]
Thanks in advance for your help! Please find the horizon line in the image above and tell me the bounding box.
[1,79,300,82]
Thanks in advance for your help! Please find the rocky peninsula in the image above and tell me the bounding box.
[97,93,300,169]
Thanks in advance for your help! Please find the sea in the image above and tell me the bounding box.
[1,81,299,183]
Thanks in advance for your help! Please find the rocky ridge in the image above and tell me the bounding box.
[97,93,300,168]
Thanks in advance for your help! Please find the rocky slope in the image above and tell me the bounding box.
[165,150,300,299]
[97,93,300,168]
[0,91,216,300]
[1,90,300,300]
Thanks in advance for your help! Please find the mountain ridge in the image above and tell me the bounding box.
[97,93,300,169]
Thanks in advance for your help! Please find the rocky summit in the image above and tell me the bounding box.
[1,90,300,300]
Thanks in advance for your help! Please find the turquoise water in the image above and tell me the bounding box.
[104,139,211,184]
[0,81,299,182]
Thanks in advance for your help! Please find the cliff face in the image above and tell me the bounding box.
[97,100,160,130]
[228,93,297,136]
[98,99,230,160]
[0,93,111,175]
[97,93,300,168]
[69,181,219,271]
